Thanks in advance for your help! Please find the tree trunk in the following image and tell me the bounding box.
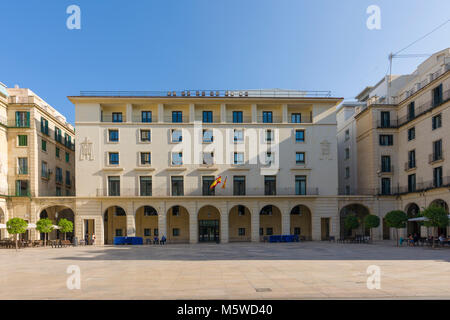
[396,229,399,247]
[44,233,47,247]
[15,234,18,251]
[65,232,67,241]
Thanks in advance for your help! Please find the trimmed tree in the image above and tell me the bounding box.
[36,218,54,247]
[58,218,73,241]
[344,215,359,238]
[384,210,407,246]
[6,218,28,251]
[365,214,380,242]
[422,204,449,248]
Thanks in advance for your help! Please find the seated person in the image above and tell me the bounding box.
[408,234,414,246]
[439,234,446,245]
[413,233,419,245]
[153,236,159,244]
[160,235,166,245]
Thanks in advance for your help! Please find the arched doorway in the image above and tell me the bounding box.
[228,205,251,242]
[290,205,312,240]
[38,206,75,241]
[430,199,448,236]
[339,204,370,239]
[103,206,126,244]
[135,205,158,243]
[167,205,189,243]
[198,205,220,242]
[259,205,282,240]
[406,203,420,236]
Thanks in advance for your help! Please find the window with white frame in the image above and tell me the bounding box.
[171,152,183,165]
[202,152,214,165]
[233,152,244,165]
[171,129,182,142]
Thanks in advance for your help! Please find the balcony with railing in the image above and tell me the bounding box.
[429,152,444,164]
[404,161,416,171]
[379,165,394,173]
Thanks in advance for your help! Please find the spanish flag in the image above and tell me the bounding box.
[209,176,222,189]
[221,176,227,189]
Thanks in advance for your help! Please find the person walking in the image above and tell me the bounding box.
[92,233,96,246]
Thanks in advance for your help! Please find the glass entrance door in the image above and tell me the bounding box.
[199,220,220,242]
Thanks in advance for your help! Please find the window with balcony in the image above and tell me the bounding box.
[15,111,30,127]
[141,111,152,123]
[408,174,416,192]
[233,129,244,143]
[171,152,183,166]
[140,152,151,165]
[171,129,182,142]
[108,176,120,196]
[202,176,215,196]
[54,127,62,143]
[381,178,391,195]
[18,135,28,146]
[233,176,246,195]
[233,152,244,165]
[407,101,415,120]
[432,84,443,107]
[171,176,184,196]
[112,112,123,123]
[56,167,63,184]
[140,129,151,142]
[202,152,214,165]
[232,111,243,123]
[18,158,28,175]
[262,111,273,123]
[433,166,443,188]
[41,161,48,179]
[408,127,415,141]
[380,111,390,128]
[295,129,305,142]
[140,176,152,196]
[40,117,49,135]
[381,155,391,172]
[202,129,213,143]
[408,150,416,169]
[108,129,119,142]
[379,134,393,146]
[432,114,442,130]
[295,176,306,195]
[172,111,182,123]
[15,180,29,196]
[296,152,305,165]
[264,176,276,195]
[432,139,443,161]
[291,113,301,123]
[202,111,213,123]
[108,152,119,165]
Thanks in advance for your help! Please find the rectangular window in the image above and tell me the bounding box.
[154,228,158,236]
[56,187,62,196]
[15,180,29,196]
[18,135,28,146]
[115,229,123,237]
[41,161,48,179]
[407,127,415,141]
[54,127,62,143]
[140,129,151,142]
[238,205,245,216]
[238,228,245,236]
[112,112,123,123]
[432,114,442,130]
[144,229,151,237]
[265,129,273,143]
[408,174,416,192]
[109,152,119,165]
[345,148,350,159]
[202,176,215,196]
[40,117,49,135]
[233,176,246,195]
[65,152,69,163]
[171,176,184,196]
[55,147,60,158]
[140,152,151,165]
[232,111,243,123]
[345,167,350,178]
[55,167,63,184]
[108,176,120,196]
[173,228,180,236]
[432,84,443,107]
[345,186,350,195]
[345,129,350,141]
[381,155,391,172]
[15,111,30,127]
[295,176,306,195]
[172,111,182,123]
[294,227,301,235]
[202,129,213,143]
[264,176,276,195]
[65,171,71,186]
[141,111,152,123]
[171,129,182,142]
[296,152,305,165]
[202,152,214,165]
[18,158,28,175]
[408,150,416,169]
[433,166,443,187]
[233,152,244,165]
[291,113,301,123]
[140,176,152,196]
[380,111,390,128]
[266,228,273,236]
[408,102,415,120]
[381,178,391,195]
[109,129,119,142]
[262,111,273,123]
[233,129,244,142]
[295,130,305,142]
[202,111,213,123]
[171,152,183,166]
[41,139,47,152]
[265,152,273,165]
[379,135,393,146]
[433,139,443,161]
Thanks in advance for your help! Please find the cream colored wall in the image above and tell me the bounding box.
[228,205,251,242]
[166,206,190,243]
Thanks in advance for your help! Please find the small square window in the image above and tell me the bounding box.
[41,139,47,152]
[295,130,305,142]
[144,228,151,237]
[140,129,151,142]
[173,228,180,236]
[109,152,119,165]
[171,152,183,166]
[234,129,244,142]
[238,228,245,236]
[171,129,182,142]
[234,152,244,165]
[115,229,123,236]
[108,129,119,142]
[296,152,305,165]
[18,135,28,146]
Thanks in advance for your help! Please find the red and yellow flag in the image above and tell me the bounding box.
[221,176,227,189]
[209,176,222,189]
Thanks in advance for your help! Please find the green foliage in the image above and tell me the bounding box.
[6,218,28,235]
[58,218,73,233]
[364,215,380,229]
[422,205,449,229]
[384,210,407,229]
[36,218,54,234]
[344,215,359,231]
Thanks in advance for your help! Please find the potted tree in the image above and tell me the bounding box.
[58,218,73,241]
[6,218,28,251]
[344,215,359,241]
[364,214,380,243]
[384,210,407,246]
[36,218,54,247]
[421,204,449,248]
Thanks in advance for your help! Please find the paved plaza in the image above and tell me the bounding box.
[0,241,449,299]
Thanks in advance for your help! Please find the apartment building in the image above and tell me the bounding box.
[69,89,366,244]
[0,84,76,240]
[337,48,450,239]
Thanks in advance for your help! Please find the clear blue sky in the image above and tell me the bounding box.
[1,0,449,124]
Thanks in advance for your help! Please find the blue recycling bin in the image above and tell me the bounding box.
[114,236,143,245]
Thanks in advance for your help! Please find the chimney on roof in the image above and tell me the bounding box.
[14,84,19,88]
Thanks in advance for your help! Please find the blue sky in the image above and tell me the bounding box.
[1,0,449,124]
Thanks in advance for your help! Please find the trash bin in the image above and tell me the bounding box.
[73,236,78,246]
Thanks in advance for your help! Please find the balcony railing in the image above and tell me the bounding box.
[100,114,126,123]
[429,153,444,164]
[379,165,393,173]
[377,119,398,128]
[7,119,30,128]
[404,162,416,171]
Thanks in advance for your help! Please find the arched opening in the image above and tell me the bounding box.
[259,205,282,240]
[166,205,189,243]
[339,204,370,239]
[198,205,220,242]
[38,206,75,241]
[103,206,126,244]
[135,205,158,244]
[406,203,420,236]
[0,208,5,240]
[430,199,448,237]
[290,205,312,240]
[228,205,251,242]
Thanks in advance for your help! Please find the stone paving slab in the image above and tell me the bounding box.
[0,241,449,299]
